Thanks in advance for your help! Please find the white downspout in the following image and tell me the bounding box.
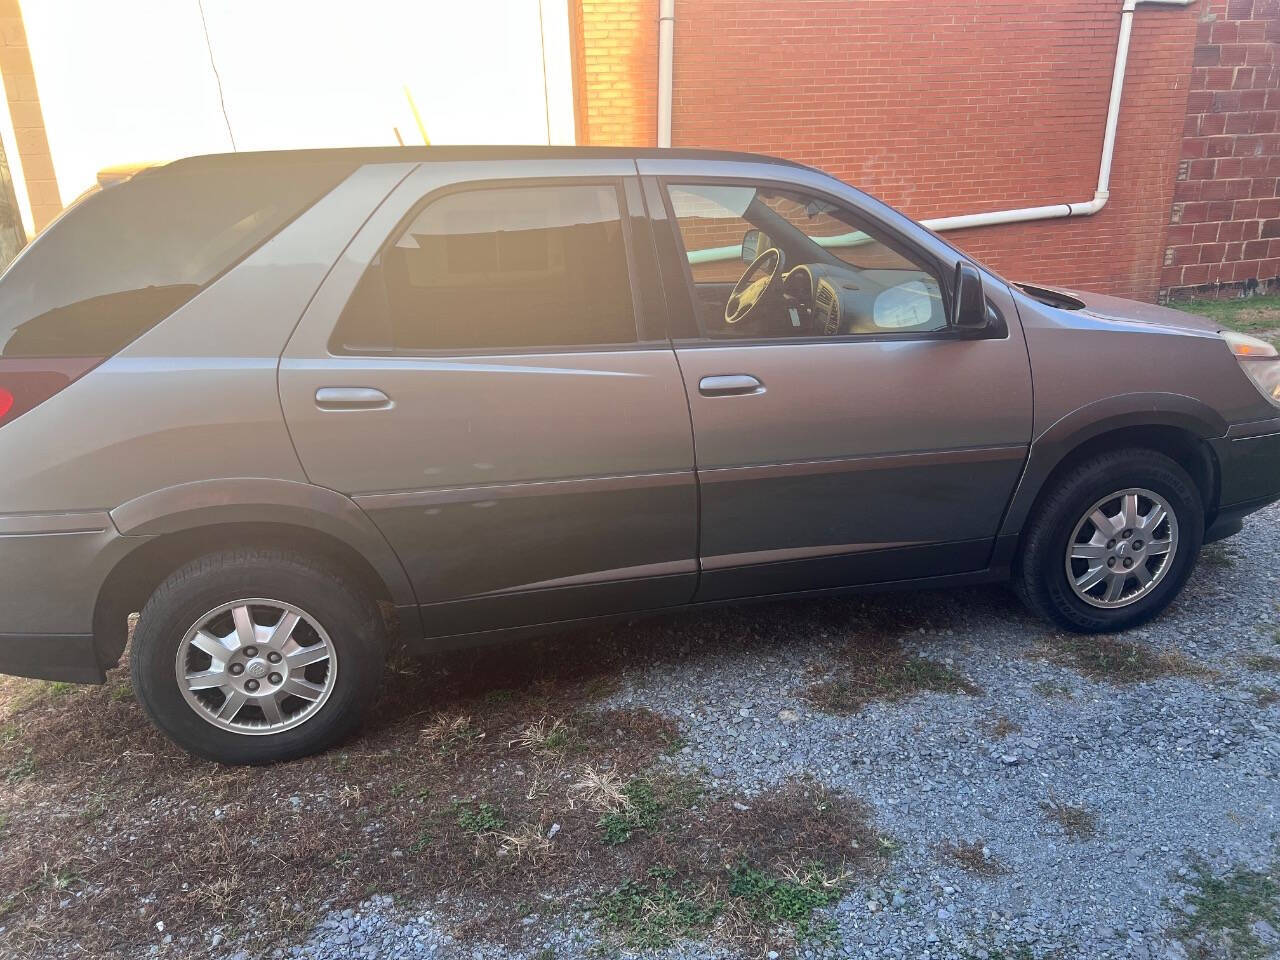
[657,0,675,148]
[922,0,1194,232]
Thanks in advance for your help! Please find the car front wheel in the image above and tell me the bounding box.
[1013,448,1204,633]
[130,547,386,765]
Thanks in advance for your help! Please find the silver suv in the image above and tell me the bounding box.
[1,147,1277,764]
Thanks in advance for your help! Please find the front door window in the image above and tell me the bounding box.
[667,183,946,339]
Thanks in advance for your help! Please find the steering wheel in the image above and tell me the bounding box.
[724,247,785,326]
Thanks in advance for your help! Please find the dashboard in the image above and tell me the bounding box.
[781,262,945,336]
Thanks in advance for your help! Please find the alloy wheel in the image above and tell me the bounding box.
[174,598,337,735]
[1064,487,1178,609]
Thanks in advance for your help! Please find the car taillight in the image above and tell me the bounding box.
[0,358,104,428]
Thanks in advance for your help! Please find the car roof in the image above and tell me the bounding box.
[152,145,808,177]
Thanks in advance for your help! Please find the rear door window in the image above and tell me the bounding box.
[332,183,638,352]
[0,162,351,358]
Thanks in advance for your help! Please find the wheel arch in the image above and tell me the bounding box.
[95,479,420,669]
[1000,394,1225,542]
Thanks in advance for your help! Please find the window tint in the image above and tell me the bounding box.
[335,184,637,353]
[668,183,946,339]
[0,163,350,358]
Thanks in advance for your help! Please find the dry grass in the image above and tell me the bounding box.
[1251,686,1280,708]
[938,839,1006,876]
[0,606,888,958]
[1038,633,1211,685]
[988,715,1021,739]
[585,777,886,950]
[0,625,683,957]
[804,631,981,715]
[1242,653,1280,673]
[1041,798,1099,840]
[508,716,572,754]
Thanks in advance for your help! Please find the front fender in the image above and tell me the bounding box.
[998,392,1226,537]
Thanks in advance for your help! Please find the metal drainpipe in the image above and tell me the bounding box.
[657,0,675,148]
[922,0,1195,232]
[668,0,1195,253]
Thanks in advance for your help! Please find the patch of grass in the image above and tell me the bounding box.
[454,801,506,835]
[1171,295,1280,346]
[1040,798,1098,840]
[1243,653,1280,673]
[726,861,844,939]
[597,867,721,949]
[4,747,35,784]
[509,716,575,755]
[939,839,1006,876]
[408,830,432,854]
[420,713,484,756]
[598,778,663,846]
[595,779,883,950]
[1172,860,1280,959]
[543,724,572,752]
[1041,633,1209,685]
[988,715,1021,739]
[804,635,981,714]
[1032,680,1074,699]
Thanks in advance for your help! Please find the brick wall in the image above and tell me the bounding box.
[577,0,658,148]
[1162,0,1280,299]
[0,0,57,231]
[575,0,1206,302]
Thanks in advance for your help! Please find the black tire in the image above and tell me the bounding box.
[1013,448,1204,633]
[131,547,386,765]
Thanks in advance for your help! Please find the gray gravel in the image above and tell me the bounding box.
[246,503,1280,960]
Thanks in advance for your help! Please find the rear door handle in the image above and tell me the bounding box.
[315,387,392,410]
[698,374,764,397]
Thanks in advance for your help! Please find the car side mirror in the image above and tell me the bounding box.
[951,262,988,333]
[741,228,764,264]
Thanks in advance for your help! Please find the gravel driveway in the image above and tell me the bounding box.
[265,503,1280,960]
[3,507,1278,960]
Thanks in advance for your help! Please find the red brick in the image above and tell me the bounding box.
[1220,220,1246,242]
[1211,20,1239,44]
[575,0,1259,300]
[1194,44,1221,67]
[1183,264,1212,285]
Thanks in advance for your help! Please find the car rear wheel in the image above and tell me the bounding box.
[1013,449,1204,633]
[131,547,385,765]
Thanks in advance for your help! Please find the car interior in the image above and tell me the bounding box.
[669,184,947,340]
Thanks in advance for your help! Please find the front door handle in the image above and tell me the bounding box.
[698,374,764,397]
[315,387,392,410]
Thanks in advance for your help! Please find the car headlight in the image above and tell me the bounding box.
[1223,329,1280,407]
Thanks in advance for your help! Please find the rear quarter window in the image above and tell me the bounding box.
[0,161,352,358]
